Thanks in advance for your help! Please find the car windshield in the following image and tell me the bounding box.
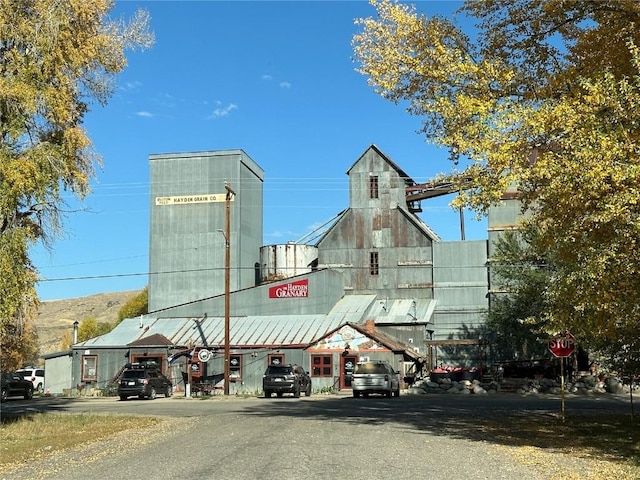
[354,363,388,374]
[267,366,292,375]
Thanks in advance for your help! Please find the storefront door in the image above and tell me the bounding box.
[340,355,358,389]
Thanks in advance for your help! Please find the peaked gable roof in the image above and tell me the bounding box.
[127,333,174,347]
[346,144,415,185]
[305,321,422,361]
[347,322,421,360]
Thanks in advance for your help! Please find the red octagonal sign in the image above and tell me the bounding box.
[548,331,576,358]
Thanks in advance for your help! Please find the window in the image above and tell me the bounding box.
[354,362,391,374]
[230,354,242,381]
[268,354,284,366]
[369,175,379,199]
[311,355,333,377]
[81,355,98,382]
[370,251,379,275]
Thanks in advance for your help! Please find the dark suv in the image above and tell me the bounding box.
[1,371,34,402]
[117,363,173,400]
[263,364,311,398]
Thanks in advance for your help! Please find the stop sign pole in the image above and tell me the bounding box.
[548,331,576,422]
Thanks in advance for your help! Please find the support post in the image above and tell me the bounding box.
[560,357,566,423]
[223,182,235,396]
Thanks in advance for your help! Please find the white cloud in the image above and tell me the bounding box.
[261,74,273,81]
[135,111,154,118]
[209,103,238,118]
[279,81,292,89]
[121,80,142,92]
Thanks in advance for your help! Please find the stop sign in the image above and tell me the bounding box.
[548,331,576,358]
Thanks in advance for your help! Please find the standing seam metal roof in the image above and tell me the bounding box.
[77,296,379,349]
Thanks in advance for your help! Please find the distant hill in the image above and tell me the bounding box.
[35,290,143,355]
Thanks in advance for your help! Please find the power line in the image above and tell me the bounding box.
[38,263,497,283]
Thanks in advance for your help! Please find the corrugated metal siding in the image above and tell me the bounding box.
[150,268,345,319]
[148,150,264,314]
[432,240,488,340]
[317,146,438,300]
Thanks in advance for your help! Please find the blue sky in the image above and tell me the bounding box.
[32,0,486,301]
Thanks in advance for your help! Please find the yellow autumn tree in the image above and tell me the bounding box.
[116,287,148,325]
[353,0,640,360]
[59,317,113,350]
[0,0,154,370]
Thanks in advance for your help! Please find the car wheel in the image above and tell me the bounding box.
[165,385,173,398]
[353,391,360,398]
[293,387,300,398]
[148,387,156,400]
[276,392,283,398]
[36,383,44,393]
[24,387,34,400]
[120,395,128,401]
[363,392,369,398]
[1,388,8,402]
[394,388,400,397]
[305,383,311,396]
[386,389,392,398]
[264,389,271,398]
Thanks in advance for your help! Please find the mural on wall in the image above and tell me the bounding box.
[308,325,387,352]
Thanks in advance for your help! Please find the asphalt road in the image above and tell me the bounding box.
[0,392,634,480]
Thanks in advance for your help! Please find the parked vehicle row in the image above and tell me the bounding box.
[3,360,401,402]
[16,367,45,393]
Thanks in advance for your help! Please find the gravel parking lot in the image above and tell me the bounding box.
[0,392,633,480]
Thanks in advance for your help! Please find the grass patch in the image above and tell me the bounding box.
[482,413,640,479]
[0,413,159,468]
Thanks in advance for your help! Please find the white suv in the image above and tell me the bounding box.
[351,361,400,398]
[16,367,45,393]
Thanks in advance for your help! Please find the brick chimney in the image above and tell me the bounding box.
[364,319,375,333]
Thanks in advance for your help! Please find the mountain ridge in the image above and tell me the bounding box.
[35,290,143,355]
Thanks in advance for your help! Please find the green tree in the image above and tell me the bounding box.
[486,230,551,361]
[353,0,640,358]
[0,0,153,367]
[117,287,148,325]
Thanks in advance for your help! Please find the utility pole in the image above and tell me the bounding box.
[223,182,235,396]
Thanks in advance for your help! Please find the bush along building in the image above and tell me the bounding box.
[49,145,519,396]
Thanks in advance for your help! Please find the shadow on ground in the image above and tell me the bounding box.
[243,393,639,467]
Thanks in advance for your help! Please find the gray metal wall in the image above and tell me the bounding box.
[487,185,523,259]
[42,354,72,394]
[317,147,435,299]
[148,268,346,318]
[432,240,488,339]
[148,150,264,313]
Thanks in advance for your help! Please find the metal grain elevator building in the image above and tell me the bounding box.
[148,150,264,314]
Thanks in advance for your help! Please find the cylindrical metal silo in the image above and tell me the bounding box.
[260,243,318,282]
